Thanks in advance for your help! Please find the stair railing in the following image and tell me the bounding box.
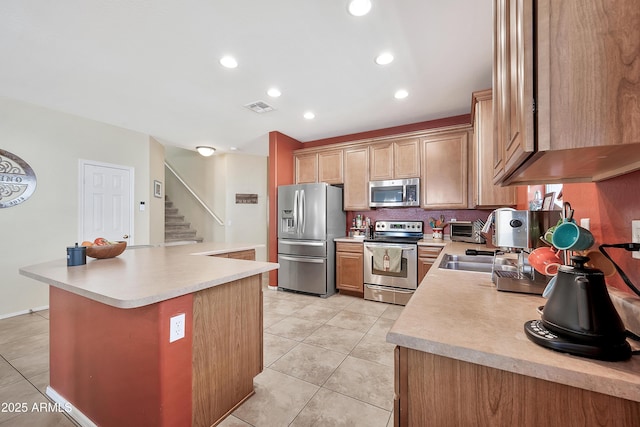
[164,161,224,226]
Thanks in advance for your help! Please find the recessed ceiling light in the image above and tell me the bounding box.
[394,89,409,99]
[267,88,281,98]
[375,52,394,65]
[229,147,239,151]
[348,0,372,16]
[304,111,315,120]
[219,56,238,69]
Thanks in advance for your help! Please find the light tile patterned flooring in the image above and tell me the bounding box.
[0,286,402,426]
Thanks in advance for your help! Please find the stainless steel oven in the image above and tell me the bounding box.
[363,221,422,305]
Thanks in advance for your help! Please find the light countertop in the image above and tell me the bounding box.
[387,241,640,402]
[20,242,278,309]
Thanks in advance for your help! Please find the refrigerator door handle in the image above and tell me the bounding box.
[364,244,416,252]
[279,255,325,264]
[293,190,299,234]
[300,189,306,234]
[279,240,325,247]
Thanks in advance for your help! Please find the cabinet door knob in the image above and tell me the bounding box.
[122,234,129,239]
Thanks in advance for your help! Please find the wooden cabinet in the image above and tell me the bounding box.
[336,242,364,294]
[212,249,256,261]
[369,142,394,181]
[417,245,442,283]
[471,89,517,207]
[228,249,256,260]
[394,139,421,179]
[394,347,640,426]
[294,150,344,184]
[344,147,370,211]
[493,0,640,185]
[421,129,470,209]
[369,138,420,181]
[318,150,344,184]
[295,152,318,184]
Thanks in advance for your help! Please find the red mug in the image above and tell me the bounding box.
[528,247,563,276]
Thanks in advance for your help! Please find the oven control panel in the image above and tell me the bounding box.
[374,221,423,232]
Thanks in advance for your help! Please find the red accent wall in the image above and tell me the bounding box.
[49,288,193,426]
[268,131,303,286]
[562,170,640,294]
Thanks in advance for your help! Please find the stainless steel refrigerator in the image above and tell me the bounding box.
[277,183,346,297]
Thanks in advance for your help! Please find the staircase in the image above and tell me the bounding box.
[165,197,203,243]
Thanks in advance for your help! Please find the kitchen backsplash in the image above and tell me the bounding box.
[346,208,495,234]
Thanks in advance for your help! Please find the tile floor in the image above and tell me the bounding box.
[0,286,402,426]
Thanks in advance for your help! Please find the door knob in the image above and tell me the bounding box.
[122,234,129,239]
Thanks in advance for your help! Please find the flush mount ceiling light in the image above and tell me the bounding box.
[303,111,315,120]
[196,146,216,156]
[267,87,281,98]
[375,52,394,65]
[394,89,409,99]
[348,0,372,16]
[219,56,238,69]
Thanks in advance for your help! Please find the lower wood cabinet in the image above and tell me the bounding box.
[336,242,364,294]
[417,246,443,283]
[212,249,256,261]
[394,347,640,426]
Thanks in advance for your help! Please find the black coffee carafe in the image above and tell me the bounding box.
[524,256,631,361]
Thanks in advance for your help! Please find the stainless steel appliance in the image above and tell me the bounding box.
[494,210,561,249]
[369,178,419,208]
[363,220,423,305]
[277,183,346,297]
[491,209,561,295]
[450,220,486,244]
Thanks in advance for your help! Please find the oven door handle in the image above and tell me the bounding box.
[364,244,416,251]
[365,284,414,294]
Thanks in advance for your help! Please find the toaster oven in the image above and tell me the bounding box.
[449,221,486,244]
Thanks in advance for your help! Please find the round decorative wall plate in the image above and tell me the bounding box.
[0,149,37,208]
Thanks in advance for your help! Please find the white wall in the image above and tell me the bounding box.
[164,147,268,261]
[0,97,162,317]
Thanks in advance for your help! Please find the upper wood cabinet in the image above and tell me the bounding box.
[294,150,344,184]
[471,89,517,208]
[294,152,318,184]
[318,150,344,184]
[344,147,370,211]
[369,138,420,181]
[493,0,640,185]
[421,130,470,209]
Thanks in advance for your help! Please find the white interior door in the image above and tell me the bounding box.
[80,160,133,244]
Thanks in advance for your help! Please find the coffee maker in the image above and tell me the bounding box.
[490,209,562,295]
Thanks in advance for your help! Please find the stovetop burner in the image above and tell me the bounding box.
[524,319,632,361]
[366,220,424,244]
[365,235,423,244]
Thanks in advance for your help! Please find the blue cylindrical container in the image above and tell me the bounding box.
[67,243,86,267]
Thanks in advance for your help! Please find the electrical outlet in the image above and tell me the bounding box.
[633,220,640,260]
[169,313,185,343]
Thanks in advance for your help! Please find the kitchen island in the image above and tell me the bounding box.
[19,242,278,427]
[388,242,640,426]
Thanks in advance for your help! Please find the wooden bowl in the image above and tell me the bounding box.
[86,241,127,259]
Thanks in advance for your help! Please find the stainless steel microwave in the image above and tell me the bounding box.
[369,178,420,208]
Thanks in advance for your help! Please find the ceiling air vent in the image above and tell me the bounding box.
[244,100,275,114]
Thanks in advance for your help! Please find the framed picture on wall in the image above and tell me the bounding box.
[154,180,162,198]
[542,192,555,210]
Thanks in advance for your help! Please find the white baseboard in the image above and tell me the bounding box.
[0,305,49,320]
[46,386,97,427]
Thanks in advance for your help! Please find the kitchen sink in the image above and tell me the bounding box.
[438,254,518,273]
